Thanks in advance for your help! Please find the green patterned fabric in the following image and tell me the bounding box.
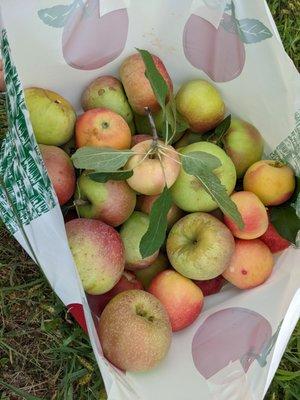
[0,30,56,234]
[270,111,300,216]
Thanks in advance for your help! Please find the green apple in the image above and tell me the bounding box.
[135,252,169,289]
[176,80,225,133]
[174,130,203,149]
[119,211,159,270]
[75,172,136,227]
[81,75,134,133]
[171,142,236,212]
[223,118,264,178]
[167,212,235,280]
[24,87,76,145]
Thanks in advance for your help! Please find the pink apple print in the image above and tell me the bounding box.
[192,307,278,379]
[62,0,128,70]
[183,13,245,82]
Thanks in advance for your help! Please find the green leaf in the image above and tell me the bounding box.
[270,205,300,245]
[182,152,244,229]
[214,115,231,143]
[237,19,273,44]
[88,170,133,183]
[71,148,133,171]
[137,49,169,111]
[181,151,222,171]
[139,187,173,258]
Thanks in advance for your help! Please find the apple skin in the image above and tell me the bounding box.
[223,118,264,178]
[167,212,235,280]
[137,194,184,229]
[260,220,290,253]
[243,160,296,206]
[75,108,131,150]
[86,271,143,317]
[81,75,134,129]
[135,253,169,289]
[98,290,172,372]
[75,172,136,227]
[131,134,152,147]
[149,270,204,332]
[119,211,159,270]
[223,239,274,289]
[119,53,173,115]
[171,142,236,212]
[65,218,125,295]
[194,275,226,296]
[224,191,268,240]
[176,80,225,133]
[24,88,76,146]
[125,140,181,195]
[39,144,76,206]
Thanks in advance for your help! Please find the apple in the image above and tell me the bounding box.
[120,211,159,270]
[125,140,181,195]
[135,252,169,289]
[223,239,274,289]
[243,160,296,206]
[171,142,236,212]
[120,53,173,115]
[194,275,226,296]
[167,212,235,280]
[81,75,134,130]
[174,130,203,149]
[131,134,152,147]
[76,108,131,150]
[260,220,290,253]
[223,118,264,178]
[223,191,268,239]
[86,271,143,317]
[39,144,76,206]
[176,80,225,133]
[149,270,204,332]
[75,172,136,227]
[65,219,125,295]
[98,290,172,371]
[137,194,184,229]
[24,87,76,145]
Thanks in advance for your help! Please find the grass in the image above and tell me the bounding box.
[0,1,299,399]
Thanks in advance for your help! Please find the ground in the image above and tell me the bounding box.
[0,1,300,399]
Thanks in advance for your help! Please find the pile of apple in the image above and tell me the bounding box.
[24,50,295,373]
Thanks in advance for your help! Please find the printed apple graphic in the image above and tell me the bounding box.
[183,13,245,82]
[192,307,279,379]
[62,0,128,70]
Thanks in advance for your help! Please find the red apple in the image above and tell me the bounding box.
[194,275,226,296]
[39,144,76,206]
[149,270,204,332]
[131,134,152,147]
[87,271,143,317]
[260,220,290,253]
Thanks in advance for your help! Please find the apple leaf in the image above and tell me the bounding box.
[269,205,300,245]
[237,19,273,44]
[137,49,169,111]
[37,1,79,28]
[182,152,244,229]
[139,186,172,258]
[214,115,231,143]
[88,170,133,183]
[71,147,133,171]
[181,151,222,171]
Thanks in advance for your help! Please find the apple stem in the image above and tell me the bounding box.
[74,198,89,206]
[144,107,158,149]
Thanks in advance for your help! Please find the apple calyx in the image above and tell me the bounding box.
[135,303,155,322]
